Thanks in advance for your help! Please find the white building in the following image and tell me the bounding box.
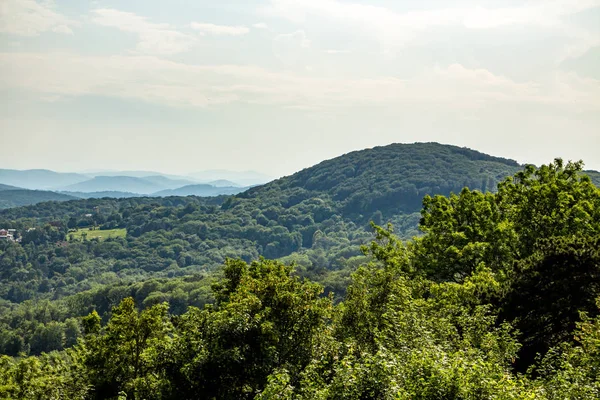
[0,229,14,241]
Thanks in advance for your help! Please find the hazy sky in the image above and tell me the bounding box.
[1,0,599,177]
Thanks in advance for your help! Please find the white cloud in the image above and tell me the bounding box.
[275,30,311,48]
[91,9,196,55]
[324,49,350,54]
[1,52,598,113]
[273,30,311,66]
[263,0,600,52]
[0,0,77,36]
[190,22,249,36]
[253,22,269,30]
[52,25,73,35]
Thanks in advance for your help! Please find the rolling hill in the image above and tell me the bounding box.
[82,170,195,181]
[62,191,142,199]
[139,175,196,189]
[61,176,166,194]
[189,169,273,186]
[0,190,78,209]
[239,142,523,218]
[208,179,243,188]
[0,183,21,191]
[584,170,600,186]
[0,169,88,190]
[153,184,247,197]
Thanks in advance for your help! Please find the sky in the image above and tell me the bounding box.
[1,0,599,177]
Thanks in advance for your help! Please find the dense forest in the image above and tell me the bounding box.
[0,190,78,210]
[0,143,599,399]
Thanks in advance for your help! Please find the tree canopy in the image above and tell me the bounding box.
[0,147,599,399]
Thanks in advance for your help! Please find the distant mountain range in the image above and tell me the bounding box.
[153,184,246,197]
[0,190,78,210]
[0,183,21,191]
[189,170,273,186]
[0,168,272,191]
[59,176,249,197]
[62,176,173,195]
[0,168,261,209]
[0,169,88,190]
[61,191,142,199]
[208,180,243,188]
[80,170,195,181]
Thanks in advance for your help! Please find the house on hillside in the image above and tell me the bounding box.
[0,229,14,241]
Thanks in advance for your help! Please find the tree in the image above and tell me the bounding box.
[497,159,600,257]
[416,188,516,281]
[166,258,332,399]
[533,298,600,398]
[83,298,173,399]
[501,235,600,370]
[414,159,600,284]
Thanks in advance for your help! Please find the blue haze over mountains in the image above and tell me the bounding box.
[0,168,272,208]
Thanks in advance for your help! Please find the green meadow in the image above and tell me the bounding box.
[68,228,126,241]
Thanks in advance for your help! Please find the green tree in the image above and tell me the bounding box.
[414,159,600,284]
[501,235,600,370]
[167,258,332,399]
[83,298,173,399]
[497,159,600,257]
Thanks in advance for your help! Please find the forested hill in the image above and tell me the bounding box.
[0,190,78,210]
[239,143,521,218]
[585,169,600,186]
[0,183,21,191]
[0,143,533,313]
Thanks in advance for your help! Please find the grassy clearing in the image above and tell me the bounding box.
[68,228,127,241]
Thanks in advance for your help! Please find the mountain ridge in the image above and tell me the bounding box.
[0,169,88,190]
[153,184,247,197]
[61,176,165,194]
[0,189,78,210]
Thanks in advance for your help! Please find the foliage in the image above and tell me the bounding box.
[0,143,528,347]
[82,298,173,399]
[0,148,599,399]
[0,190,77,210]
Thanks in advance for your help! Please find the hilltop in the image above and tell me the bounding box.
[0,169,88,190]
[0,183,21,191]
[240,142,521,218]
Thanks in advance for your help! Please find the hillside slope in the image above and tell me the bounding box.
[61,176,165,194]
[189,169,273,186]
[62,191,142,199]
[0,190,78,209]
[0,183,21,191]
[0,169,88,190]
[584,170,600,187]
[240,142,522,218]
[141,175,196,189]
[153,184,246,197]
